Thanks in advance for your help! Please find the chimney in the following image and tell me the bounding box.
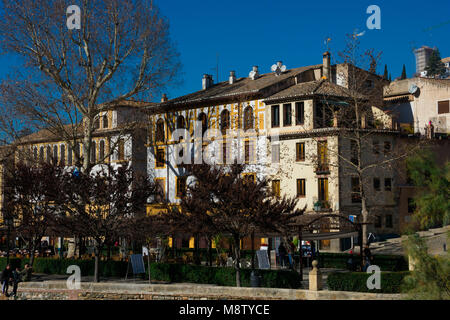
[322,51,331,80]
[277,61,283,68]
[202,74,214,90]
[249,66,259,80]
[229,71,236,84]
[161,93,168,102]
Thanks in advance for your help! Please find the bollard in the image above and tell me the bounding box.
[309,260,322,291]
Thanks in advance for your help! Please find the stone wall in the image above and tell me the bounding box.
[10,281,403,300]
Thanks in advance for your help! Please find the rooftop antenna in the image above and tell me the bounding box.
[209,53,219,83]
[324,37,332,51]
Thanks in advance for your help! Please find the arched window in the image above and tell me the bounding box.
[46,146,51,163]
[99,140,105,163]
[244,106,254,131]
[60,144,66,165]
[33,147,38,161]
[74,143,81,164]
[91,141,97,163]
[198,112,208,135]
[94,117,100,130]
[102,115,108,129]
[220,109,230,135]
[118,139,125,161]
[39,146,44,162]
[155,118,165,143]
[53,145,58,163]
[176,115,186,129]
[68,145,73,166]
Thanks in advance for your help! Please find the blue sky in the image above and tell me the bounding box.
[0,0,449,101]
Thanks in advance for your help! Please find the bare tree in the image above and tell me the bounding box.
[56,163,157,282]
[308,35,423,255]
[0,0,181,171]
[170,163,303,287]
[3,161,62,266]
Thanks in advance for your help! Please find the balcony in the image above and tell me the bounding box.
[313,200,332,212]
[315,163,330,174]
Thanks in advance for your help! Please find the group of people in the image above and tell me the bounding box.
[1,264,32,297]
[346,245,373,272]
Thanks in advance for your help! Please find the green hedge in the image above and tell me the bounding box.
[149,263,302,288]
[326,271,410,293]
[0,257,128,277]
[0,257,301,288]
[318,253,408,271]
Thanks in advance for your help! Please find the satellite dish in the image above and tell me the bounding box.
[408,84,418,94]
[271,61,287,76]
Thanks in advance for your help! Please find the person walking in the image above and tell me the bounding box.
[10,266,23,297]
[278,242,287,268]
[363,245,373,272]
[1,264,13,296]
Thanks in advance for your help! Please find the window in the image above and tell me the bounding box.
[177,115,186,129]
[155,178,165,202]
[438,100,449,114]
[317,141,328,172]
[283,103,292,126]
[198,112,208,135]
[384,141,391,155]
[365,80,374,88]
[295,102,304,125]
[60,145,65,165]
[384,178,392,191]
[39,146,44,162]
[244,107,254,131]
[271,144,280,164]
[91,141,97,163]
[244,140,254,164]
[372,140,379,154]
[33,147,38,161]
[99,140,105,163]
[244,174,256,184]
[46,146,51,163]
[74,143,81,164]
[385,215,393,228]
[222,141,228,164]
[373,178,380,191]
[297,179,306,197]
[118,139,125,161]
[156,119,165,143]
[68,146,73,166]
[408,198,416,214]
[351,177,361,203]
[296,142,305,162]
[102,115,108,129]
[220,109,230,135]
[375,216,382,228]
[272,180,280,197]
[318,178,328,202]
[271,105,280,127]
[94,117,100,130]
[351,140,358,165]
[176,176,187,198]
[156,147,165,168]
[53,145,58,163]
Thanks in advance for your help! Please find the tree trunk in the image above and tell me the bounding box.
[251,232,255,270]
[207,237,213,266]
[233,235,241,287]
[29,240,38,267]
[194,235,201,265]
[82,118,93,171]
[94,244,101,283]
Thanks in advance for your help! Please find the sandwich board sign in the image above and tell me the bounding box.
[130,254,146,274]
[125,254,146,279]
[256,250,270,270]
